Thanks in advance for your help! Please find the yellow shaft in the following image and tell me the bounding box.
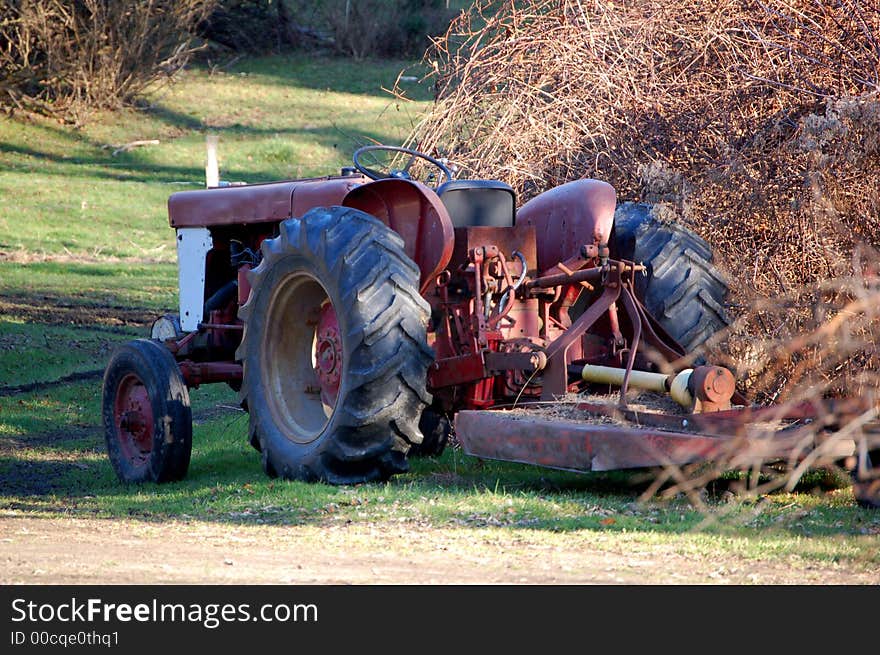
[580,364,670,393]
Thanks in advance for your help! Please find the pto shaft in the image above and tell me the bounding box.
[580,364,670,394]
[580,364,736,412]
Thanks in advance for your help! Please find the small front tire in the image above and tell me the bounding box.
[102,339,192,483]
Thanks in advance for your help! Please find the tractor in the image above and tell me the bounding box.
[101,145,880,508]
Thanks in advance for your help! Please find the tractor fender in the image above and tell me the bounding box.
[516,178,616,274]
[343,179,455,294]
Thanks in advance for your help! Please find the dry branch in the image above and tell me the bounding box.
[102,139,161,156]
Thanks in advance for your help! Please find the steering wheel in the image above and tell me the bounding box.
[353,145,453,187]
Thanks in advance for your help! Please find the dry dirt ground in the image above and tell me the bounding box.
[2,514,878,585]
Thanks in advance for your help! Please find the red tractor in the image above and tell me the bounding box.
[101,145,879,507]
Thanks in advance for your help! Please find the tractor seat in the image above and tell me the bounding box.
[436,180,516,228]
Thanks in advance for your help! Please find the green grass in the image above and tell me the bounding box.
[1,53,879,575]
[0,55,432,260]
[2,377,878,569]
[0,260,177,311]
[0,261,177,387]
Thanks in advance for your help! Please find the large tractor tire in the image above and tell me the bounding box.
[236,206,434,484]
[102,339,192,483]
[611,202,730,353]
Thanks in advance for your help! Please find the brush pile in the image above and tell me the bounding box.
[404,0,880,402]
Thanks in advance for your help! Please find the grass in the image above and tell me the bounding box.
[3,377,877,569]
[0,55,431,260]
[0,261,176,388]
[1,53,879,576]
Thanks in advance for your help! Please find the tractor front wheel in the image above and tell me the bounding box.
[102,339,192,483]
[236,206,433,483]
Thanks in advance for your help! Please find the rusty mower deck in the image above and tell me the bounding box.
[455,395,867,474]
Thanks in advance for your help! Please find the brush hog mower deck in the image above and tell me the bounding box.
[101,145,880,508]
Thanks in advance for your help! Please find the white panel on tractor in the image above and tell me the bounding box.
[176,227,213,332]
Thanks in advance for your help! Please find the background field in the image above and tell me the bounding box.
[1,54,878,584]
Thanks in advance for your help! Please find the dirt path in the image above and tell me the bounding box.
[2,514,878,585]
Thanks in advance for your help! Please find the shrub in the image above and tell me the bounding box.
[324,0,458,59]
[0,0,216,123]
[196,0,295,53]
[195,1,459,59]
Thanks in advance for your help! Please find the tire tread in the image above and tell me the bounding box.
[237,206,431,484]
[612,202,730,353]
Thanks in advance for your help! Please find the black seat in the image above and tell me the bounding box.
[436,180,516,228]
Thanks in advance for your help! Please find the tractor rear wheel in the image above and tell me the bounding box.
[236,206,434,483]
[612,202,730,353]
[102,339,192,483]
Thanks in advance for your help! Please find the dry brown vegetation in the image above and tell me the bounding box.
[0,0,216,124]
[402,0,880,499]
[404,0,880,395]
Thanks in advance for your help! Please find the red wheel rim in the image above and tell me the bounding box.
[113,373,154,467]
[314,301,342,408]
